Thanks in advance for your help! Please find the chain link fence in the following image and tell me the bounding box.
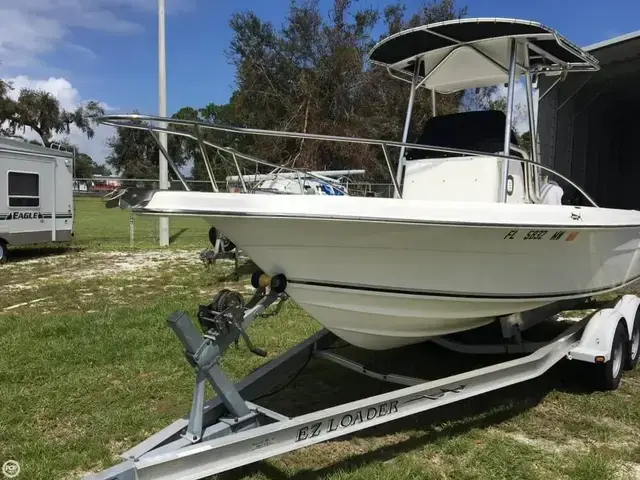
[73,178,397,197]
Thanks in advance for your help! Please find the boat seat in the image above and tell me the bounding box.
[539,180,564,205]
[405,110,520,161]
[402,110,527,204]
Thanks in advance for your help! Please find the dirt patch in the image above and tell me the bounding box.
[499,428,639,460]
[592,416,640,437]
[618,462,640,480]
[72,250,203,278]
[60,468,96,480]
[2,249,209,288]
[0,248,252,315]
[499,430,588,454]
[2,296,50,312]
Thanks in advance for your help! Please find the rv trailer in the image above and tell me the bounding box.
[0,137,74,263]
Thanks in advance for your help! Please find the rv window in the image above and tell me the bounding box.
[8,172,40,207]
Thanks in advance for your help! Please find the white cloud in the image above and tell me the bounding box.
[0,9,65,68]
[0,1,193,169]
[3,75,114,166]
[0,0,193,70]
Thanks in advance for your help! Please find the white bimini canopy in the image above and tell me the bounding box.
[367,18,600,93]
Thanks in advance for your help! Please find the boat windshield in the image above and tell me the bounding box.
[405,110,520,160]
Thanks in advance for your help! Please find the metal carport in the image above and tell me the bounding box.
[538,30,640,208]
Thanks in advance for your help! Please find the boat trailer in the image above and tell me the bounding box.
[199,226,246,280]
[85,275,640,480]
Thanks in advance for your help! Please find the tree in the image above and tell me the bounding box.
[0,79,15,137]
[74,153,111,178]
[355,1,468,178]
[105,112,185,181]
[0,83,105,147]
[218,0,468,182]
[104,0,470,185]
[519,130,532,154]
[171,103,242,190]
[48,138,111,178]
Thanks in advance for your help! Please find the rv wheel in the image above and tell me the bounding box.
[625,313,640,370]
[0,240,6,264]
[594,320,628,391]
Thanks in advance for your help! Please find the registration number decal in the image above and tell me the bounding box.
[503,229,579,241]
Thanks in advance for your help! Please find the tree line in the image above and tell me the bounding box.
[0,75,109,177]
[105,0,472,186]
[2,0,517,184]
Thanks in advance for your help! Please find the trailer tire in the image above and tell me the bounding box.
[625,313,640,371]
[594,320,628,391]
[208,226,218,246]
[220,237,236,253]
[0,240,7,264]
[208,226,236,253]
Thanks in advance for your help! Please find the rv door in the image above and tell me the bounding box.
[49,155,74,242]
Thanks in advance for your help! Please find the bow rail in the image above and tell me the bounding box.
[96,113,599,207]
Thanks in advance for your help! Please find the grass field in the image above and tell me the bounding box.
[1,197,640,480]
[72,195,213,250]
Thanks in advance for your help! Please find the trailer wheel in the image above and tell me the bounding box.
[220,237,236,253]
[594,320,628,391]
[208,226,218,246]
[625,313,640,371]
[208,226,236,253]
[0,240,7,264]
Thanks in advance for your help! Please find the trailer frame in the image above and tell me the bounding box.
[84,281,640,480]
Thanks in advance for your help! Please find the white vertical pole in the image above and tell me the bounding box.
[129,214,134,247]
[524,46,541,202]
[431,89,437,117]
[395,59,421,197]
[158,0,169,246]
[501,39,518,203]
[52,160,57,241]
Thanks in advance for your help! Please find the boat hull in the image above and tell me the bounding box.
[135,192,640,349]
[286,283,544,349]
[205,216,640,348]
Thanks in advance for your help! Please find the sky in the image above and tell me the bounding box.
[0,0,638,165]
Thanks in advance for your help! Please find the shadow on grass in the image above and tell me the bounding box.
[227,394,542,480]
[6,244,83,263]
[170,228,189,244]
[213,258,259,282]
[219,323,598,480]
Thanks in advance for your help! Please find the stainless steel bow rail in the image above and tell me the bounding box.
[85,274,640,480]
[95,113,600,207]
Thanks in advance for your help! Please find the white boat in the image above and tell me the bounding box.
[211,169,366,252]
[225,169,366,195]
[99,18,640,350]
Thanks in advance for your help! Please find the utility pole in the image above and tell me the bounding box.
[158,0,169,246]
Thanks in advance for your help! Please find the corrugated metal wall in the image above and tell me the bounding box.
[538,40,640,209]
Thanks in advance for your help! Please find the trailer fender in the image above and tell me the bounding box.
[569,301,633,364]
[613,294,640,337]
